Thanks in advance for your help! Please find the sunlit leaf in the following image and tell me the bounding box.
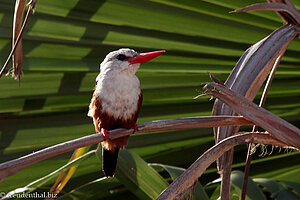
[115,149,169,200]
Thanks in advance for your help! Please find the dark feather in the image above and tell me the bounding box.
[102,147,119,177]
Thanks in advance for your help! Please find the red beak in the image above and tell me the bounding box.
[128,50,166,64]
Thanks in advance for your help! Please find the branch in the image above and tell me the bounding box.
[0,116,252,181]
[211,24,298,200]
[232,1,300,25]
[206,82,300,149]
[241,50,283,200]
[157,132,288,200]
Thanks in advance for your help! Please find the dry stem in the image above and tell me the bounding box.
[0,116,252,181]
[0,0,36,79]
[157,132,288,200]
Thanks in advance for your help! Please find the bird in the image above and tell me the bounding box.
[88,48,165,177]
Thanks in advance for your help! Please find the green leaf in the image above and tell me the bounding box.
[253,178,282,195]
[58,177,133,200]
[281,181,300,196]
[230,171,266,200]
[150,163,209,200]
[95,143,103,168]
[254,178,300,200]
[115,149,169,200]
[275,190,300,200]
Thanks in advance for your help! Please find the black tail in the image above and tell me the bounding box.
[102,147,120,177]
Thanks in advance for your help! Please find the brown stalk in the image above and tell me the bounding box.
[213,24,297,200]
[267,0,300,24]
[0,116,252,182]
[232,1,300,197]
[156,132,288,200]
[206,82,300,149]
[241,54,283,200]
[0,0,37,79]
[47,171,65,200]
[241,143,254,200]
[233,2,300,24]
[12,0,26,81]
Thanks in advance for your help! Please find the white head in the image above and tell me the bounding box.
[100,48,139,76]
[98,48,166,76]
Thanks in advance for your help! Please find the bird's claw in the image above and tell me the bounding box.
[101,128,110,141]
[132,123,138,134]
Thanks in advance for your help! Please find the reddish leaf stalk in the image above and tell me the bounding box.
[206,82,300,149]
[241,46,283,200]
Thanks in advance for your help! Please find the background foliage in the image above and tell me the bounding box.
[0,0,300,199]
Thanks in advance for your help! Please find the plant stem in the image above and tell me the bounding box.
[157,132,287,200]
[0,2,34,78]
[241,55,282,200]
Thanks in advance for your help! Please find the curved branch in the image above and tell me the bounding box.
[157,132,290,200]
[0,116,252,181]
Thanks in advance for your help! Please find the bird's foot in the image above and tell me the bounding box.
[132,123,139,134]
[101,128,110,141]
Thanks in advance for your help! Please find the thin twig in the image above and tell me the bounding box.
[209,72,224,85]
[46,171,65,200]
[241,143,254,200]
[0,116,252,181]
[0,1,36,78]
[156,132,287,200]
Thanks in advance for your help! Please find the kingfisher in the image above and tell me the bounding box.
[88,48,165,177]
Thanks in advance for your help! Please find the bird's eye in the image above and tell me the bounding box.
[116,54,128,61]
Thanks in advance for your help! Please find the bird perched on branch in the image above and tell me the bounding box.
[88,48,165,177]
